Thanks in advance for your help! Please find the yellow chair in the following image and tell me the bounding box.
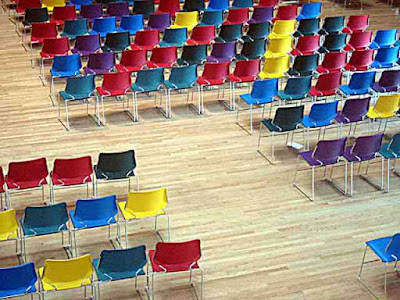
[367,94,400,131]
[0,209,20,257]
[171,11,199,31]
[118,187,170,247]
[39,254,94,298]
[264,36,293,59]
[268,20,297,39]
[259,55,290,79]
[42,0,65,12]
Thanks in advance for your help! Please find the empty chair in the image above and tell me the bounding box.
[132,0,154,16]
[178,44,208,65]
[0,209,19,254]
[335,98,370,136]
[371,46,400,69]
[278,76,312,101]
[21,8,49,45]
[372,70,400,93]
[215,23,243,42]
[264,36,293,58]
[50,5,76,25]
[199,9,224,26]
[15,0,41,15]
[232,0,253,8]
[242,21,270,42]
[343,15,369,34]
[309,72,342,101]
[71,34,101,56]
[183,0,205,11]
[370,29,398,49]
[171,11,199,31]
[319,16,345,35]
[259,55,290,79]
[40,38,70,79]
[345,49,374,72]
[102,32,131,52]
[316,51,347,74]
[0,263,38,299]
[291,35,320,56]
[339,71,375,97]
[344,31,372,51]
[257,0,278,7]
[156,0,180,17]
[207,41,236,62]
[268,20,297,39]
[69,0,92,10]
[223,8,249,25]
[116,49,147,72]
[288,54,319,76]
[207,0,229,11]
[147,12,171,32]
[130,29,160,50]
[379,133,400,192]
[248,6,273,23]
[42,0,65,12]
[366,95,400,131]
[236,39,266,60]
[294,17,320,37]
[90,17,117,38]
[318,33,347,53]
[117,14,144,35]
[29,22,58,63]
[79,3,103,20]
[84,52,115,75]
[160,27,188,47]
[147,46,178,68]
[187,25,215,45]
[297,2,321,20]
[273,5,298,22]
[106,1,130,21]
[61,19,89,40]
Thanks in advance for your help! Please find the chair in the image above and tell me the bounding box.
[39,37,71,81]
[207,0,229,11]
[147,12,170,32]
[346,49,374,73]
[319,16,345,35]
[183,0,205,11]
[232,0,253,8]
[156,0,180,17]
[343,15,369,34]
[257,0,278,7]
[178,44,208,65]
[0,168,6,209]
[93,246,148,299]
[294,17,320,37]
[69,0,92,10]
[20,203,70,261]
[171,11,199,31]
[72,34,101,56]
[14,0,41,15]
[366,95,400,131]
[293,137,347,201]
[61,19,89,40]
[259,55,290,79]
[165,65,199,117]
[335,98,370,137]
[132,0,154,16]
[372,70,400,94]
[258,105,305,163]
[132,68,166,121]
[207,41,236,62]
[130,29,160,50]
[223,8,249,25]
[243,22,270,42]
[29,22,58,65]
[101,32,131,52]
[84,52,115,75]
[147,47,178,68]
[118,188,170,246]
[116,49,147,72]
[318,33,347,53]
[160,27,188,47]
[264,36,293,58]
[339,71,375,97]
[272,5,298,22]
[297,2,321,20]
[248,6,273,24]
[228,59,260,110]
[6,158,48,208]
[69,195,120,256]
[106,1,130,21]
[187,25,215,45]
[42,0,65,12]
[0,209,20,257]
[379,133,400,192]
[149,240,203,299]
[90,17,117,38]
[117,14,144,35]
[236,39,266,60]
[199,9,223,26]
[79,3,103,20]
[371,46,400,69]
[344,31,372,51]
[309,72,342,101]
[370,29,398,49]
[268,20,296,39]
[343,133,384,196]
[58,74,96,130]
[237,79,279,133]
[21,8,49,47]
[39,254,95,299]
[50,5,76,25]
[316,52,346,74]
[277,76,312,101]
[215,23,242,43]
[291,35,320,56]
[0,263,38,299]
[288,54,319,76]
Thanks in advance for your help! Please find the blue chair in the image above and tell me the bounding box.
[20,203,70,261]
[339,71,376,98]
[297,2,322,20]
[61,19,89,40]
[278,76,312,101]
[358,233,400,297]
[379,133,400,192]
[93,246,148,299]
[232,0,253,8]
[207,0,229,11]
[0,262,38,299]
[117,14,144,35]
[370,29,398,49]
[70,0,92,10]
[69,195,119,256]
[294,18,320,37]
[371,46,400,69]
[199,9,223,26]
[302,101,339,149]
[90,17,117,38]
[237,79,279,133]
[160,27,188,47]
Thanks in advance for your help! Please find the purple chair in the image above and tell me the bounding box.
[293,137,347,201]
[343,133,384,196]
[207,42,236,63]
[72,34,101,56]
[147,12,171,32]
[248,6,273,24]
[84,52,116,75]
[335,98,370,136]
[80,3,103,21]
[372,70,400,93]
[106,2,130,21]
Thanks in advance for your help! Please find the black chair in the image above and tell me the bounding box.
[183,0,205,11]
[319,16,345,35]
[288,54,319,76]
[242,22,270,42]
[215,23,243,42]
[178,44,208,65]
[132,0,154,17]
[94,150,138,195]
[236,38,266,60]
[101,32,131,52]
[258,105,305,163]
[293,18,320,37]
[318,33,347,53]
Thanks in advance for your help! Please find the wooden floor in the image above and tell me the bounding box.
[0,1,400,299]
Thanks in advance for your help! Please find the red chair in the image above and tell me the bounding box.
[0,167,7,209]
[50,156,93,203]
[257,0,279,8]
[344,31,372,51]
[309,72,342,100]
[291,35,320,56]
[223,8,250,25]
[272,5,298,22]
[15,0,41,14]
[316,52,347,74]
[345,49,374,71]
[40,37,70,81]
[343,15,369,34]
[187,25,215,45]
[130,29,160,51]
[96,72,134,125]
[50,5,76,25]
[30,22,58,66]
[156,0,180,18]
[147,47,178,68]
[197,62,230,114]
[6,158,48,207]
[149,240,203,300]
[228,59,260,110]
[116,49,147,73]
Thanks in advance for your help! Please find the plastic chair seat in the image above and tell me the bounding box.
[379,143,400,159]
[300,150,340,166]
[92,258,145,282]
[197,77,225,86]
[309,87,337,97]
[7,179,47,190]
[367,107,396,119]
[38,267,91,291]
[302,115,331,128]
[372,83,399,93]
[149,250,199,272]
[69,211,117,229]
[50,69,80,78]
[277,90,306,101]
[335,113,364,124]
[51,175,92,187]
[371,61,396,69]
[96,86,131,97]
[344,145,376,162]
[22,223,67,236]
[366,237,397,263]
[261,119,297,132]
[0,229,18,241]
[240,93,273,105]
[95,169,135,180]
[118,201,166,220]
[228,74,256,83]
[59,91,93,101]
[339,85,370,96]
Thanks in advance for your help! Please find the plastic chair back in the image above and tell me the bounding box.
[179,44,207,65]
[319,33,347,52]
[345,31,372,51]
[132,29,160,49]
[312,137,347,162]
[224,8,249,24]
[16,0,41,13]
[23,203,69,233]
[72,34,101,55]
[52,156,93,181]
[125,187,168,214]
[292,35,320,55]
[157,0,180,17]
[62,75,96,99]
[371,29,398,49]
[24,8,49,25]
[51,5,76,24]
[41,37,70,57]
[284,76,312,97]
[343,14,369,34]
[373,46,400,65]
[346,49,374,70]
[387,134,400,153]
[274,5,298,21]
[245,22,270,40]
[375,70,400,91]
[183,0,205,11]
[341,98,370,120]
[266,36,293,56]
[258,0,278,7]
[132,0,155,16]
[231,59,260,80]
[134,68,165,91]
[188,25,215,45]
[315,72,342,92]
[148,46,178,67]
[200,9,223,26]
[250,79,278,99]
[249,6,273,23]
[167,65,198,89]
[269,20,296,37]
[91,16,117,36]
[373,95,400,116]
[201,62,230,81]
[116,49,147,72]
[172,11,199,30]
[232,0,253,8]
[207,0,229,10]
[0,209,18,241]
[0,263,37,298]
[100,72,132,95]
[85,52,115,74]
[295,17,320,36]
[80,3,103,20]
[350,133,384,158]
[148,12,171,31]
[42,0,65,10]
[273,105,305,131]
[318,52,346,72]
[319,16,344,34]
[96,150,137,178]
[309,101,339,123]
[74,195,118,222]
[217,23,243,42]
[347,71,375,90]
[160,27,188,47]
[51,54,82,77]
[119,15,144,35]
[107,1,130,19]
[239,39,266,59]
[297,2,321,20]
[260,55,290,77]
[69,0,92,9]
[62,19,89,39]
[31,22,58,42]
[7,158,48,184]
[207,41,236,62]
[103,32,130,52]
[289,54,319,76]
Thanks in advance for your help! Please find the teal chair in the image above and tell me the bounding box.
[379,133,400,192]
